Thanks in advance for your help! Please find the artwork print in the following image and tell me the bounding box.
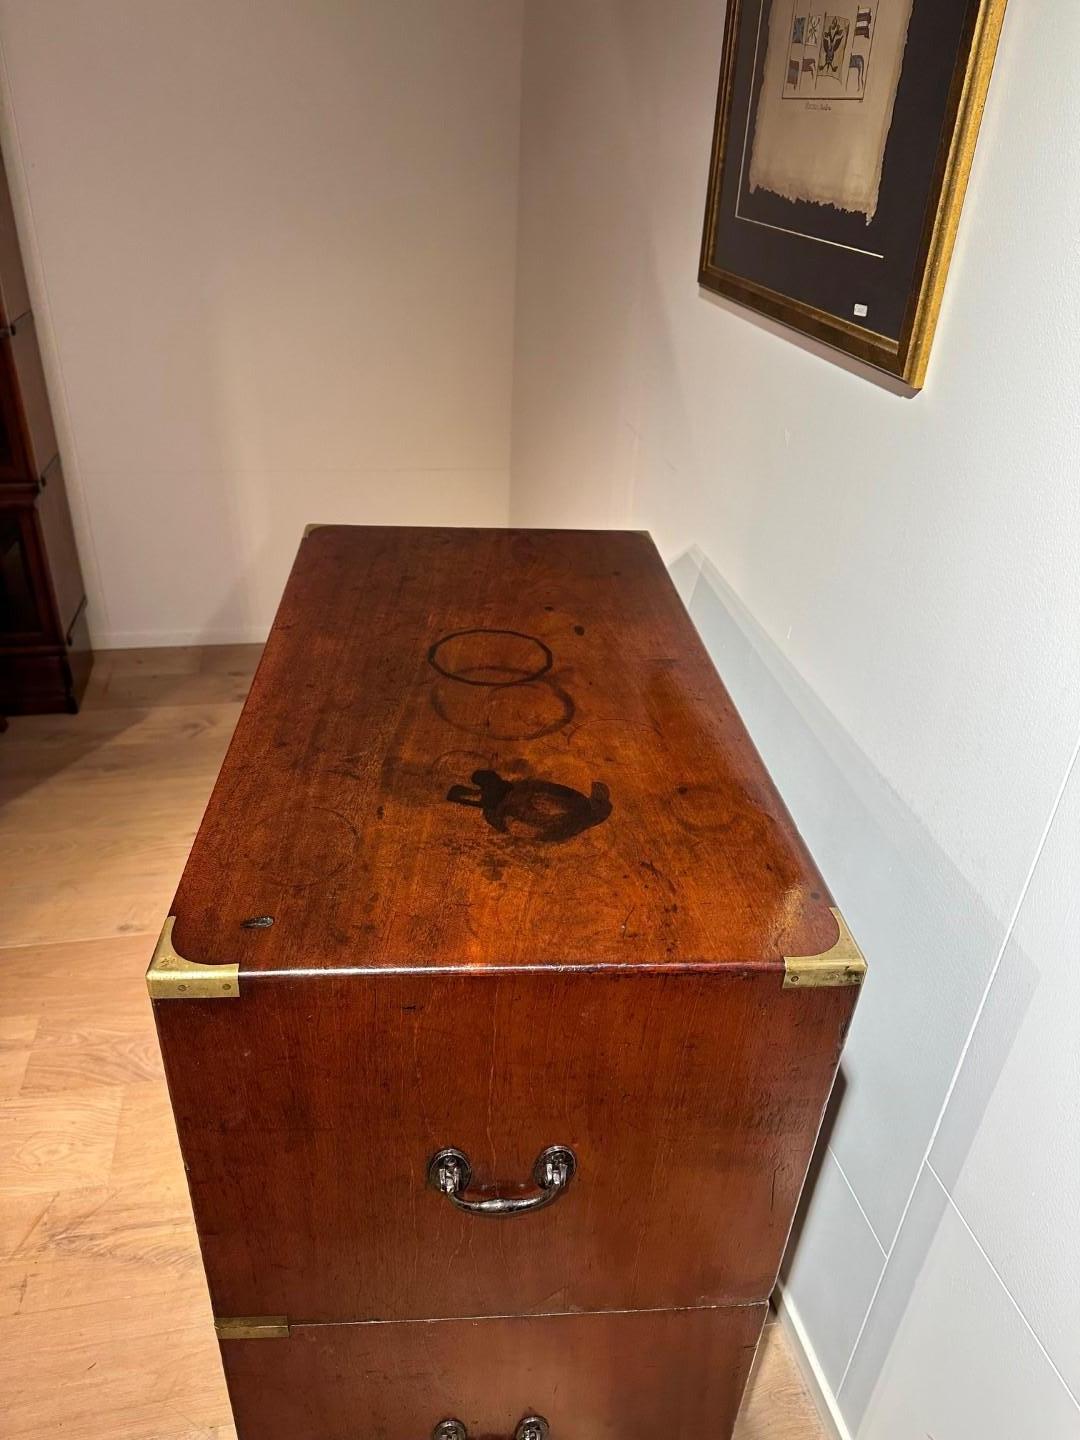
[699,0,1008,385]
[750,0,915,221]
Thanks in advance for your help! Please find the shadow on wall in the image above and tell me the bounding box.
[671,546,1034,1423]
[695,288,920,399]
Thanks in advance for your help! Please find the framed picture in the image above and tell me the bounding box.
[699,0,1008,388]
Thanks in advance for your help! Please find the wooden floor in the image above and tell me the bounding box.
[0,646,828,1440]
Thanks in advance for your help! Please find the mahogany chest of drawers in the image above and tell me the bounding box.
[149,525,864,1440]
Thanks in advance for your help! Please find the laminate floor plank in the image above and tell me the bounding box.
[21,1003,163,1094]
[0,1085,125,1196]
[735,1322,827,1440]
[0,693,245,948]
[0,644,826,1440]
[82,643,262,710]
[0,1013,37,1098]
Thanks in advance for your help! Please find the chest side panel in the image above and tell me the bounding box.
[155,968,855,1324]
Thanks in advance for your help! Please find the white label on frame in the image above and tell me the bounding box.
[853,303,869,318]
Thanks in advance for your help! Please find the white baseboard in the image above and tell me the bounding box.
[773,1289,855,1440]
[91,626,269,649]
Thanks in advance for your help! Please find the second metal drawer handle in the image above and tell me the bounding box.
[434,1417,550,1440]
[427,1146,576,1216]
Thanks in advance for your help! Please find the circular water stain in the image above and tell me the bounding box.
[428,629,553,688]
[242,805,359,888]
[431,674,574,742]
[671,783,738,834]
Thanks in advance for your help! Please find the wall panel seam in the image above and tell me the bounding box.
[926,1162,1080,1413]
[837,721,1080,1395]
[827,1145,888,1258]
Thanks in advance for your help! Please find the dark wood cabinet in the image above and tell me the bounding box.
[149,526,864,1440]
[0,147,91,715]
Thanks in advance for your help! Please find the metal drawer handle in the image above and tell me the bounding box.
[426,1146,576,1216]
[434,1417,549,1440]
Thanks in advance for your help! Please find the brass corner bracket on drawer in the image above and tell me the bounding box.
[303,521,328,537]
[215,1316,291,1341]
[146,916,240,1001]
[784,908,866,990]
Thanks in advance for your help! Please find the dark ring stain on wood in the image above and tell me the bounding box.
[429,673,575,743]
[427,629,553,688]
[242,805,361,888]
[446,769,612,844]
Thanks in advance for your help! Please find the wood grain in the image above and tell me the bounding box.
[0,647,257,948]
[0,643,827,1440]
[1,1086,125,1196]
[156,968,852,1323]
[0,1012,36,1097]
[220,1304,767,1440]
[169,527,839,977]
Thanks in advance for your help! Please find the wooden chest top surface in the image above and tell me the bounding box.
[170,526,837,975]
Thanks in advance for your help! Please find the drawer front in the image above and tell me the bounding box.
[219,1303,767,1440]
[156,967,853,1324]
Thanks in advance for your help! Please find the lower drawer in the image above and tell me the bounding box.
[219,1303,767,1440]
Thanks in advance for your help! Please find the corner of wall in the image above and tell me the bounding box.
[506,0,534,526]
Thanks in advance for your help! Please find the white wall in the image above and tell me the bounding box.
[512,2,1080,1436]
[0,0,523,646]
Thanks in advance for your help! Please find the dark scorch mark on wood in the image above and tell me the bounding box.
[446,769,612,844]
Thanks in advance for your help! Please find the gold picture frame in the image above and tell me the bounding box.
[699,0,1009,389]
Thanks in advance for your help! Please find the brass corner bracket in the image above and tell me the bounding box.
[303,522,327,537]
[146,916,240,1001]
[215,1316,291,1341]
[784,908,866,990]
